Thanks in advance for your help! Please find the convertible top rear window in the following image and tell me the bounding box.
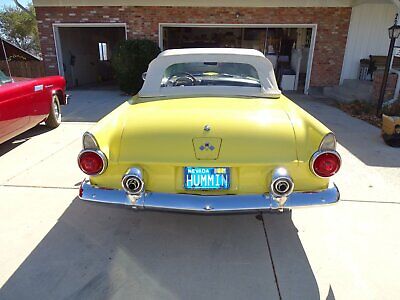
[161,62,261,88]
[139,49,281,98]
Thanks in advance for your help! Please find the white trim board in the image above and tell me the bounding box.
[52,23,127,28]
[159,23,317,95]
[34,0,395,7]
[34,0,355,7]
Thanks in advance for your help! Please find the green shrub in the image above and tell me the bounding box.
[112,39,160,94]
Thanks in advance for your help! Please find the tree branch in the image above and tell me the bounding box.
[13,0,35,18]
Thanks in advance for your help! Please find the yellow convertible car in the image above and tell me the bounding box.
[78,48,341,213]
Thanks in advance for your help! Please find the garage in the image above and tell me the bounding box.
[160,24,316,93]
[53,24,126,88]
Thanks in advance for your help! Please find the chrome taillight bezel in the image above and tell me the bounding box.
[310,150,341,178]
[77,149,108,176]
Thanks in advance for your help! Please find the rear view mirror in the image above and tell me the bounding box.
[142,72,147,80]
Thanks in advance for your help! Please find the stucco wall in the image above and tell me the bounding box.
[35,6,351,87]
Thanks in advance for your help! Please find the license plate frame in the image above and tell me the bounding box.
[184,167,230,190]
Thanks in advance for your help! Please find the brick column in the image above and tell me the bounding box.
[372,71,398,102]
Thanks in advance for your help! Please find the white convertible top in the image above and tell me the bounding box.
[139,48,281,98]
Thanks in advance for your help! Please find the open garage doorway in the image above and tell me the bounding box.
[53,24,126,88]
[160,24,316,94]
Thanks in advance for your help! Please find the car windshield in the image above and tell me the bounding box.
[161,62,261,88]
[0,70,12,85]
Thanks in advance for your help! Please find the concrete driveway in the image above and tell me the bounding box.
[0,89,399,300]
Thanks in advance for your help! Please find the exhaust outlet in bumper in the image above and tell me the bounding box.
[270,167,294,207]
[122,168,144,196]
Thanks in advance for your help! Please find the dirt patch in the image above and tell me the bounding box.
[336,101,382,127]
[335,100,400,128]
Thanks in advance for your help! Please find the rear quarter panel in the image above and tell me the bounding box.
[281,95,332,189]
[281,95,331,162]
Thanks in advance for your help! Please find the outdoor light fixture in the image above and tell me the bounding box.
[377,14,400,116]
[388,17,400,39]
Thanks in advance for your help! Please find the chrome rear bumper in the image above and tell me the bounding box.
[79,179,339,213]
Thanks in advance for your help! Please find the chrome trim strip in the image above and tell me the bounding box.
[77,149,108,176]
[79,179,339,213]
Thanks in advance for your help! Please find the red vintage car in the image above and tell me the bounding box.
[0,70,68,144]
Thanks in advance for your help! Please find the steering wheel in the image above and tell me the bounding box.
[167,72,197,87]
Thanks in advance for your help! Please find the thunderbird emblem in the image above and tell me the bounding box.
[199,142,215,151]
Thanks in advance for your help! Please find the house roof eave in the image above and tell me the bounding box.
[0,38,42,61]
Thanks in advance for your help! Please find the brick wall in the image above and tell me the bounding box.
[372,72,398,102]
[35,6,351,87]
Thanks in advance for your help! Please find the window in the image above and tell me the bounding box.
[0,70,12,85]
[98,42,108,61]
[161,62,261,88]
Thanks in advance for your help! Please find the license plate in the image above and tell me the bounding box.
[184,167,230,190]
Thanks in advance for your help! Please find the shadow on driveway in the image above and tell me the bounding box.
[0,125,52,157]
[0,199,321,300]
[263,211,323,300]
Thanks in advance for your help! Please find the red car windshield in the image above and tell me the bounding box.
[0,70,12,85]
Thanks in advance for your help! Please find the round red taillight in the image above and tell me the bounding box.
[311,151,341,178]
[78,150,106,175]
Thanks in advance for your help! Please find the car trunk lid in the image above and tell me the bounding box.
[117,97,297,165]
